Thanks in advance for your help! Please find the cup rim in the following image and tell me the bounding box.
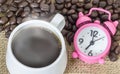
[7,20,66,70]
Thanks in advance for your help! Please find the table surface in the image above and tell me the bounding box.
[0,31,120,74]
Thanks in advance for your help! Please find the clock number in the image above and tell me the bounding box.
[90,30,98,37]
[88,50,93,56]
[79,38,84,45]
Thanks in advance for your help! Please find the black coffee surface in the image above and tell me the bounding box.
[12,27,61,68]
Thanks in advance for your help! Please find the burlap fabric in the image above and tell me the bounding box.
[0,31,120,74]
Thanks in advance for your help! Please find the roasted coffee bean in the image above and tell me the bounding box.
[0,4,8,12]
[113,3,119,9]
[26,0,33,3]
[66,32,73,45]
[0,16,8,24]
[68,16,74,24]
[115,0,120,6]
[15,8,23,16]
[0,0,6,4]
[76,2,84,8]
[65,0,71,3]
[21,11,29,17]
[5,30,11,38]
[67,9,75,15]
[71,5,77,9]
[111,14,119,21]
[111,42,118,51]
[40,12,47,16]
[18,1,28,8]
[4,25,10,33]
[17,17,22,24]
[113,36,120,41]
[14,0,22,3]
[92,0,99,5]
[0,26,3,32]
[9,6,17,11]
[50,4,55,13]
[109,52,118,62]
[24,7,31,12]
[107,0,113,5]
[72,25,77,32]
[32,8,41,13]
[115,46,120,55]
[98,11,104,15]
[10,25,16,31]
[56,0,64,4]
[55,4,64,10]
[84,3,93,10]
[7,11,14,17]
[31,12,39,18]
[6,0,13,5]
[114,8,120,14]
[30,3,39,8]
[108,9,113,14]
[65,2,71,9]
[62,8,68,15]
[99,1,106,8]
[90,11,98,18]
[64,21,69,29]
[84,10,89,14]
[40,4,49,11]
[84,0,91,3]
[71,0,78,4]
[77,8,84,12]
[37,0,42,3]
[9,16,16,25]
[100,14,108,21]
[105,6,112,10]
[71,14,78,20]
[61,29,69,36]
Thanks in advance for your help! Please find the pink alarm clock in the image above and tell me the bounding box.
[72,8,118,64]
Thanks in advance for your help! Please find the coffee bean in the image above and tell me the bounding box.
[62,8,68,15]
[0,0,6,4]
[65,0,71,3]
[113,36,120,41]
[32,8,41,13]
[108,9,113,14]
[0,16,8,24]
[98,11,104,15]
[92,0,99,5]
[71,5,77,9]
[26,0,33,3]
[61,29,69,36]
[40,12,47,16]
[76,2,84,8]
[30,3,39,8]
[68,16,74,24]
[56,0,64,4]
[9,6,17,11]
[15,8,23,16]
[72,0,78,4]
[117,19,120,30]
[4,25,10,33]
[50,4,55,13]
[9,16,16,25]
[84,3,93,10]
[67,9,75,15]
[17,17,22,24]
[71,14,78,20]
[111,14,119,21]
[113,3,119,9]
[115,0,120,6]
[111,42,118,51]
[31,12,39,18]
[7,11,14,17]
[55,4,64,10]
[6,0,13,5]
[84,10,89,14]
[10,25,16,31]
[40,4,49,11]
[5,30,11,38]
[21,11,29,17]
[109,52,118,62]
[24,7,31,12]
[72,25,77,32]
[114,8,120,14]
[14,0,22,3]
[107,0,113,5]
[0,4,8,12]
[100,14,108,21]
[66,32,73,45]
[99,1,106,8]
[115,46,120,55]
[65,2,71,9]
[37,0,42,3]
[90,11,98,18]
[105,6,112,10]
[84,0,91,3]
[0,25,3,32]
[64,21,69,29]
[77,8,84,12]
[18,1,28,8]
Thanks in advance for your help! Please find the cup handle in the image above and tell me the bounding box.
[50,13,65,31]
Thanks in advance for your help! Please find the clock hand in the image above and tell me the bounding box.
[85,41,94,50]
[94,37,105,42]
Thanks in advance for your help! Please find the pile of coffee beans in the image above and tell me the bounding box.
[0,0,55,38]
[55,0,120,62]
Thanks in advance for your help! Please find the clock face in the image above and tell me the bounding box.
[77,26,108,56]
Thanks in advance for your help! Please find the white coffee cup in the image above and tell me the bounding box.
[6,13,67,74]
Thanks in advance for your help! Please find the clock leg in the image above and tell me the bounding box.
[72,52,78,59]
[98,58,105,64]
